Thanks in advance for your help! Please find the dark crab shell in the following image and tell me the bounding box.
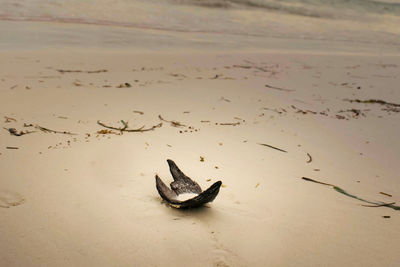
[155,159,222,208]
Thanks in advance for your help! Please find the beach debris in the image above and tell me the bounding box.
[382,216,391,219]
[57,69,108,74]
[335,114,346,120]
[301,177,400,211]
[380,192,392,197]
[73,80,83,86]
[255,183,260,188]
[216,122,240,126]
[265,84,295,92]
[306,153,312,163]
[200,156,205,162]
[6,147,19,149]
[262,107,287,114]
[344,99,400,113]
[169,73,186,78]
[201,120,210,123]
[155,159,222,209]
[232,64,252,69]
[258,143,287,153]
[10,85,17,89]
[219,96,231,102]
[97,120,162,133]
[382,106,400,113]
[117,82,132,88]
[337,109,366,118]
[291,105,317,115]
[3,127,36,136]
[23,123,77,135]
[133,110,144,115]
[234,117,245,122]
[158,115,185,127]
[4,116,17,123]
[96,129,120,135]
[361,202,395,208]
[344,99,400,107]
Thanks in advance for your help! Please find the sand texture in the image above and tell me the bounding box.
[1,49,400,267]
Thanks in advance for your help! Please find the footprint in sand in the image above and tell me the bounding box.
[210,232,240,267]
[0,190,26,208]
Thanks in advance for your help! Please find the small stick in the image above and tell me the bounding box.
[218,122,240,126]
[6,146,19,149]
[232,64,252,69]
[158,115,185,127]
[4,116,17,122]
[379,192,392,197]
[3,127,36,136]
[344,99,400,107]
[24,123,77,135]
[362,202,396,208]
[301,177,333,186]
[265,84,295,92]
[258,143,287,153]
[97,120,161,132]
[57,69,108,74]
[306,153,312,163]
[220,97,231,102]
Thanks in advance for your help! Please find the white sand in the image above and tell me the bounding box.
[0,24,400,267]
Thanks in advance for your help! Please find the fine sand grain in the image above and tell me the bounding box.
[1,36,400,266]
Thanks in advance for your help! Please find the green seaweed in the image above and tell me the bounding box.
[302,177,400,211]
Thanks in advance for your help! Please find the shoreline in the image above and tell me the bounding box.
[1,20,400,56]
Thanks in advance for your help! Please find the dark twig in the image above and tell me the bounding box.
[3,127,36,136]
[344,99,400,107]
[57,69,108,74]
[217,122,240,126]
[362,202,396,208]
[219,96,231,102]
[4,116,17,123]
[158,115,185,127]
[306,153,312,163]
[258,143,287,153]
[380,192,392,197]
[23,123,77,135]
[97,120,162,132]
[265,84,295,92]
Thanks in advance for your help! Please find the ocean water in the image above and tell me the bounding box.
[1,0,400,49]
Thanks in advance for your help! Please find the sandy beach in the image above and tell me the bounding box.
[1,1,400,266]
